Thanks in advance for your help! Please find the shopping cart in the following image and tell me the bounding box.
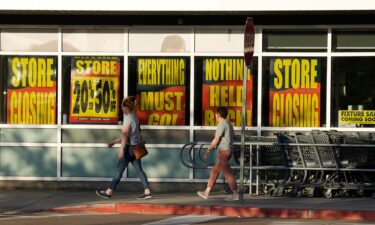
[324,131,375,198]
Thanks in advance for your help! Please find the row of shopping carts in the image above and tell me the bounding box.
[180,130,375,198]
[254,130,375,198]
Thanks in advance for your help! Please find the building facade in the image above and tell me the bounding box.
[0,0,375,189]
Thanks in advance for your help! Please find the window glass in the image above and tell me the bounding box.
[129,29,190,53]
[128,56,190,126]
[263,30,327,52]
[141,130,189,144]
[0,55,57,124]
[331,57,375,127]
[0,128,57,143]
[128,148,190,179]
[194,130,256,142]
[195,28,245,53]
[62,129,120,143]
[333,30,375,52]
[0,147,56,177]
[194,57,257,126]
[61,56,123,124]
[62,147,117,177]
[1,28,58,52]
[262,57,326,127]
[63,29,124,52]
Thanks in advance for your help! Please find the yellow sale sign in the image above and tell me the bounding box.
[269,58,321,127]
[69,56,120,124]
[7,56,57,124]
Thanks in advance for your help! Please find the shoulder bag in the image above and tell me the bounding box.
[131,125,148,160]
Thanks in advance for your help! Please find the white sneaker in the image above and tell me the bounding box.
[197,191,208,200]
[224,194,239,201]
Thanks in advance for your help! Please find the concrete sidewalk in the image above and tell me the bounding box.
[0,190,374,221]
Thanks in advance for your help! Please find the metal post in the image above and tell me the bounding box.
[241,16,254,204]
[249,144,253,196]
[240,64,247,204]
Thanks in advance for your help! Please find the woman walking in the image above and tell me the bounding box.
[96,96,151,200]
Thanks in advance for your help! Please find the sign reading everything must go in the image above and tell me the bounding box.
[135,57,186,126]
[69,56,120,124]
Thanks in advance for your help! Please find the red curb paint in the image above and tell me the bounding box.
[211,206,308,218]
[41,203,375,222]
[116,203,211,215]
[308,209,375,221]
[262,208,308,219]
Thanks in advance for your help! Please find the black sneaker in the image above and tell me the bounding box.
[96,189,111,199]
[137,193,152,200]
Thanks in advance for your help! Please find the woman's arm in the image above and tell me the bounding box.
[108,136,121,147]
[118,126,129,159]
[204,135,221,159]
[208,136,221,151]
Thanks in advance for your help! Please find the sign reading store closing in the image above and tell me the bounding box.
[7,56,57,124]
[269,57,321,127]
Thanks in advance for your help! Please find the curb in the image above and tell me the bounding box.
[41,203,375,221]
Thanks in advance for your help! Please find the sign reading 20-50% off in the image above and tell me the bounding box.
[69,56,120,124]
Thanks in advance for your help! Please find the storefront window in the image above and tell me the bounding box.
[332,30,375,52]
[129,29,191,53]
[128,57,190,126]
[194,57,257,126]
[262,57,326,127]
[195,28,245,53]
[263,30,327,52]
[1,29,58,52]
[61,56,123,124]
[331,57,375,127]
[62,29,124,52]
[0,55,57,124]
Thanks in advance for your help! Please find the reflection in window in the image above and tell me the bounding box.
[62,29,124,52]
[161,35,186,52]
[129,29,190,53]
[1,29,58,52]
[195,29,244,53]
[331,57,375,127]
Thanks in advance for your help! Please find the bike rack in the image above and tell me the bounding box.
[180,142,209,169]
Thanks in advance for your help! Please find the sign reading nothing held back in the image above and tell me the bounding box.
[202,58,253,126]
[136,58,186,125]
[269,58,321,127]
